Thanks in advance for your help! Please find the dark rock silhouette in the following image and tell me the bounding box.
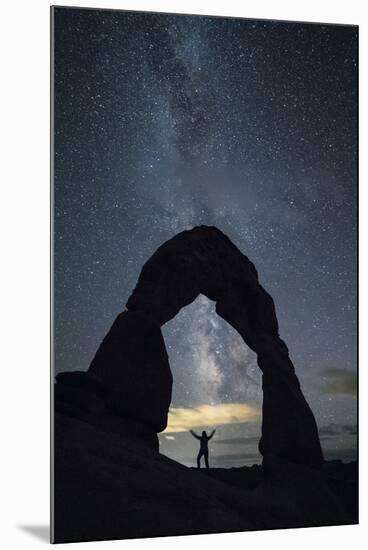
[53,225,354,544]
[89,225,323,466]
[54,383,357,543]
[89,310,172,438]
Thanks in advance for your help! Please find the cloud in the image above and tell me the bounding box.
[320,369,357,397]
[318,423,357,438]
[163,403,261,433]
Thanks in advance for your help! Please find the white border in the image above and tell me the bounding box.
[1,1,365,548]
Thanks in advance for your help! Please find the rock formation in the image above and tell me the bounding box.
[53,403,356,543]
[53,225,357,543]
[88,225,323,466]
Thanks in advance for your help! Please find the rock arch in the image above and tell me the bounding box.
[88,226,323,466]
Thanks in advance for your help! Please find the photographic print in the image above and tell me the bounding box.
[51,6,358,543]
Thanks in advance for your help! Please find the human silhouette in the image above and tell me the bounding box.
[190,429,216,469]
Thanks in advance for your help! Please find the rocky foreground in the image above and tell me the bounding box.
[54,409,357,544]
[53,226,357,543]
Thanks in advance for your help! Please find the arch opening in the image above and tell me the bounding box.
[160,294,262,467]
[162,294,261,409]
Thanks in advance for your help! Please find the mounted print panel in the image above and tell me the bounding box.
[51,6,358,544]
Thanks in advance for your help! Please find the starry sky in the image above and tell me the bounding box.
[53,7,357,467]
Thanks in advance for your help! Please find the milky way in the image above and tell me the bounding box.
[53,8,357,465]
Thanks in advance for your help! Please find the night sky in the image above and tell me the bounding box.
[53,7,357,467]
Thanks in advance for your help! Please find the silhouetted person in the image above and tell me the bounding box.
[190,429,216,469]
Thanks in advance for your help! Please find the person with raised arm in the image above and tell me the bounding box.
[190,429,216,469]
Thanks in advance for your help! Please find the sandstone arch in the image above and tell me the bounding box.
[88,226,323,466]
